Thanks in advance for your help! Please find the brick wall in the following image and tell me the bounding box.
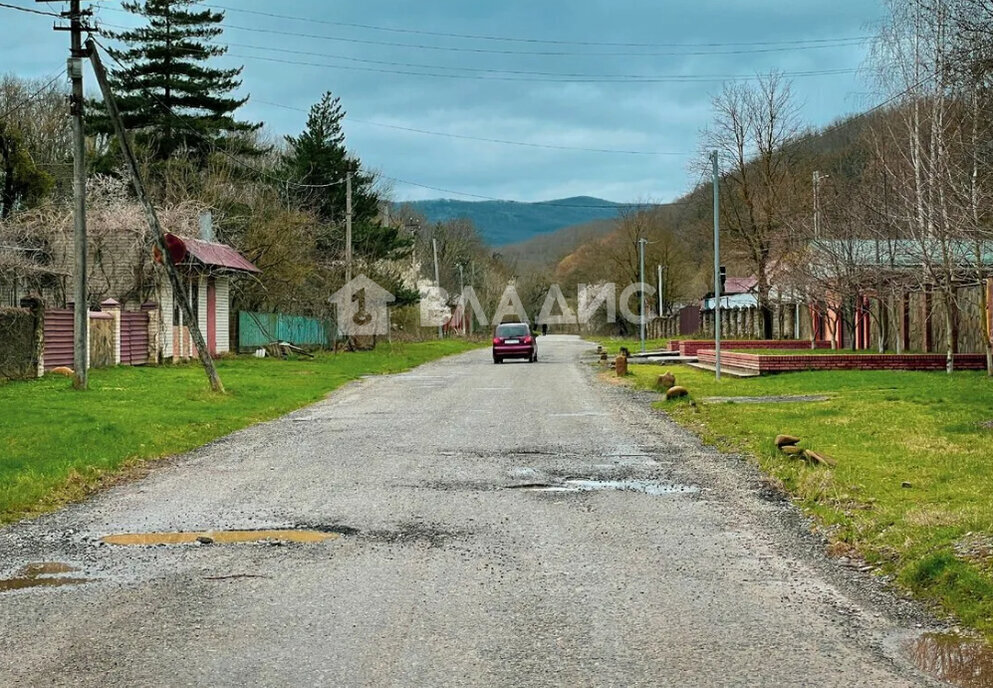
[679,339,832,356]
[696,349,989,372]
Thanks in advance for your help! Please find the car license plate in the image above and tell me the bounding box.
[505,339,520,344]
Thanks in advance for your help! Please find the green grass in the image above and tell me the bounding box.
[619,362,993,636]
[0,340,481,524]
[598,337,675,353]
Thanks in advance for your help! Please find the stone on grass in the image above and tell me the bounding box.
[780,445,805,456]
[802,449,837,468]
[615,355,628,377]
[600,352,608,362]
[50,366,74,377]
[656,372,676,390]
[774,434,801,448]
[901,481,913,489]
[665,385,688,400]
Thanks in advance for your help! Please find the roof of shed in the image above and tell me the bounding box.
[164,234,260,273]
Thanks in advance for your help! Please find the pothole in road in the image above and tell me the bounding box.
[101,529,340,546]
[507,479,698,496]
[908,632,993,687]
[0,562,93,593]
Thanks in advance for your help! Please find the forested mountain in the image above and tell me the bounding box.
[399,196,627,246]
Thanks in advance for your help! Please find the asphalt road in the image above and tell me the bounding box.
[0,335,939,687]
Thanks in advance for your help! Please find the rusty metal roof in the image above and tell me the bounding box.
[164,234,260,274]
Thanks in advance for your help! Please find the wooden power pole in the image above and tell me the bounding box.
[345,173,353,285]
[86,39,224,393]
[40,0,93,389]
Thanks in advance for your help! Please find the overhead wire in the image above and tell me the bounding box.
[0,1,61,19]
[0,72,65,120]
[192,1,870,50]
[89,36,349,190]
[253,100,695,156]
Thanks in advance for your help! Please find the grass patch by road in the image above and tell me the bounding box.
[597,337,674,352]
[0,339,481,524]
[615,361,993,637]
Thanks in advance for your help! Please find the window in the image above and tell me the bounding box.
[495,323,529,338]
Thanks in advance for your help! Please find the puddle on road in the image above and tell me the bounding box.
[101,529,339,546]
[0,562,92,593]
[909,633,993,688]
[508,479,698,496]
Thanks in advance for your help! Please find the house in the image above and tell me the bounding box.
[0,208,258,367]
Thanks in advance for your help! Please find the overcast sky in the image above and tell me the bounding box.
[3,0,886,203]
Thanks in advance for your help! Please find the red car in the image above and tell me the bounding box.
[492,322,537,364]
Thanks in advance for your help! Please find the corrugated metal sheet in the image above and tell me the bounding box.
[43,309,74,370]
[238,311,332,350]
[121,310,149,365]
[164,234,260,273]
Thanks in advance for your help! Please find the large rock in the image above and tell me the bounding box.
[665,385,688,400]
[775,434,801,448]
[780,445,805,456]
[803,449,837,468]
[49,366,74,377]
[656,372,676,390]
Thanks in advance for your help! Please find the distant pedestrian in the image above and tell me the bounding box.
[541,323,548,336]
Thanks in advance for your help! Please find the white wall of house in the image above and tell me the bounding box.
[155,273,234,359]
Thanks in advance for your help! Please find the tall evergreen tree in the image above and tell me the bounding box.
[90,0,259,160]
[283,92,416,303]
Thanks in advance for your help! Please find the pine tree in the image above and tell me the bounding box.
[283,92,416,302]
[90,0,259,160]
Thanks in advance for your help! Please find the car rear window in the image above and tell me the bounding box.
[496,324,529,337]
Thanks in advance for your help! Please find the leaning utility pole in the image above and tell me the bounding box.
[41,0,93,389]
[345,173,353,284]
[712,150,722,381]
[87,39,224,393]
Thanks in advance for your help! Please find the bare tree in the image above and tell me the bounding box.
[702,72,804,339]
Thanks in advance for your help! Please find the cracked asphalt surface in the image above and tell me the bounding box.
[0,335,940,686]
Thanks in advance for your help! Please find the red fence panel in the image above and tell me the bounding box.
[120,310,149,365]
[43,309,74,371]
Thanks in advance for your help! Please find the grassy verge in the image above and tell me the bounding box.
[611,359,993,637]
[597,336,674,352]
[0,339,481,524]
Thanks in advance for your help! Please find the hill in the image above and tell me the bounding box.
[500,218,618,270]
[399,196,626,247]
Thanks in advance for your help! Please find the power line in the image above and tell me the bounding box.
[193,2,871,50]
[94,6,868,58]
[89,37,348,190]
[0,72,64,120]
[94,24,861,83]
[0,1,61,18]
[218,22,867,59]
[254,100,694,156]
[225,52,857,84]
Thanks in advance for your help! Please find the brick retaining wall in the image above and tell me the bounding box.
[678,339,832,357]
[696,349,989,373]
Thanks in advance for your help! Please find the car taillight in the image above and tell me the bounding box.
[493,337,501,344]
[524,336,533,344]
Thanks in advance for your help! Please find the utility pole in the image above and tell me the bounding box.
[456,262,465,336]
[712,150,722,381]
[345,173,353,285]
[813,171,829,239]
[432,238,442,339]
[638,237,647,353]
[87,39,224,393]
[657,264,664,318]
[42,0,93,389]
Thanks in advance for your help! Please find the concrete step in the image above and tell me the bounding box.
[684,361,761,378]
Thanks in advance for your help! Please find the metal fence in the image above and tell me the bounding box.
[237,311,337,351]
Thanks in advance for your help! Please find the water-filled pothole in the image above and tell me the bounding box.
[508,480,698,495]
[0,562,92,593]
[101,529,339,546]
[909,632,993,687]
